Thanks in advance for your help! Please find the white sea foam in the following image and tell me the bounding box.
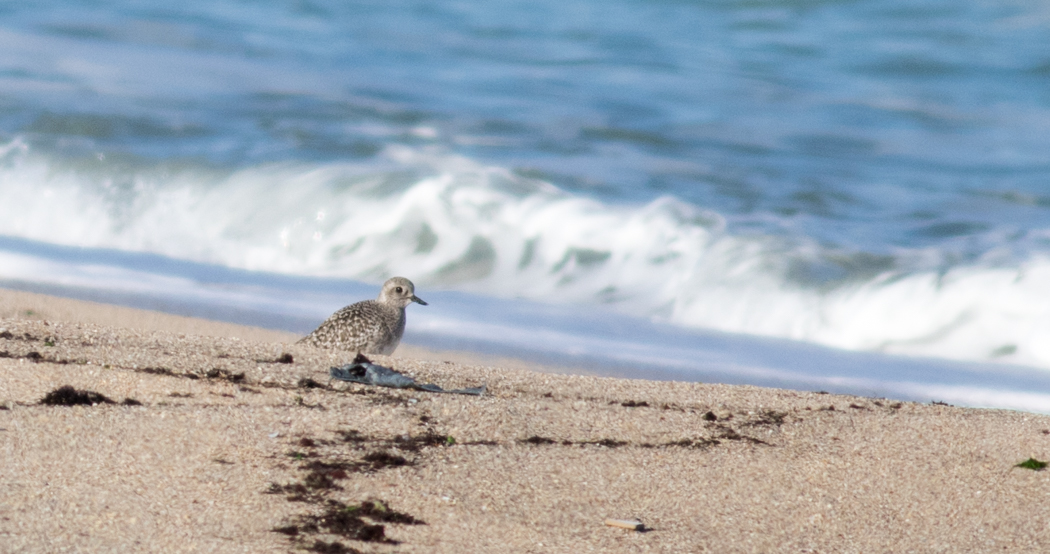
[2,139,1049,370]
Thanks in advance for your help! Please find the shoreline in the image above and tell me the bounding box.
[0,286,597,378]
[2,288,1050,552]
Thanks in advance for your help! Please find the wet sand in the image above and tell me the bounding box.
[1,288,1049,553]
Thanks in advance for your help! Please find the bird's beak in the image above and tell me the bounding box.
[412,295,428,306]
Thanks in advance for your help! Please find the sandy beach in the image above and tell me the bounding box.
[1,287,1049,553]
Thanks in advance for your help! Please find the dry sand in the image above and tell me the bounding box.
[1,287,1049,553]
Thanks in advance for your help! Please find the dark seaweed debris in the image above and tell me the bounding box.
[305,540,362,553]
[270,430,429,551]
[520,429,767,448]
[392,432,454,452]
[298,378,325,389]
[39,385,115,406]
[361,451,410,470]
[522,435,558,445]
[258,353,295,364]
[283,499,425,544]
[353,499,425,525]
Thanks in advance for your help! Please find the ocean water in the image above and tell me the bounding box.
[2,0,1050,411]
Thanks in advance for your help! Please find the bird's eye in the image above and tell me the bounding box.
[395,286,403,293]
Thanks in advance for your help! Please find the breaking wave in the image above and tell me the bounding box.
[1,138,1049,369]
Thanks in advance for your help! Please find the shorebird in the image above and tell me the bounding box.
[298,277,427,355]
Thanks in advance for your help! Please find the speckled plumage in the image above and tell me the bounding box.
[297,277,427,355]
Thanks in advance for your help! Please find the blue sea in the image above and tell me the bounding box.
[3,0,1050,412]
